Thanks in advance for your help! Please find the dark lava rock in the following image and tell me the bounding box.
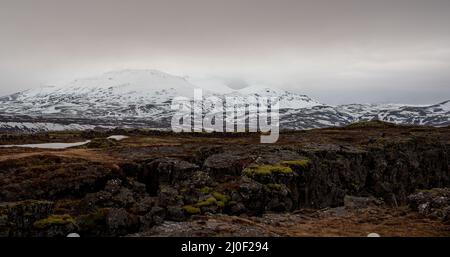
[229,202,247,215]
[166,206,185,221]
[120,162,141,177]
[296,139,449,208]
[138,158,198,195]
[1,127,450,237]
[129,196,158,215]
[106,208,139,235]
[0,155,121,202]
[158,186,183,207]
[237,177,265,215]
[104,179,122,194]
[79,183,138,211]
[112,188,136,208]
[343,195,384,209]
[203,151,254,180]
[77,208,139,236]
[408,188,450,222]
[0,200,54,236]
[79,191,113,212]
[139,206,166,229]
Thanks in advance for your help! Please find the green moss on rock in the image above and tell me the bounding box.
[199,186,212,194]
[281,159,311,170]
[33,214,75,229]
[212,192,231,207]
[244,158,312,177]
[244,164,293,176]
[182,205,201,214]
[212,192,229,202]
[267,183,283,190]
[196,197,217,207]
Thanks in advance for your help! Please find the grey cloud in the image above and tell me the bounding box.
[0,0,449,104]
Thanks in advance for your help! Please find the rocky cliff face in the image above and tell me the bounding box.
[1,123,449,236]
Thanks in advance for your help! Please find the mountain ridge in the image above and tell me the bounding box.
[0,69,449,132]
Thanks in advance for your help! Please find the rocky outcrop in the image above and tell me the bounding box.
[408,188,450,222]
[296,138,449,208]
[0,200,54,236]
[0,155,122,202]
[114,136,450,218]
[204,152,253,180]
[0,127,449,236]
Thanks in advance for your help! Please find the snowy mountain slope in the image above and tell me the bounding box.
[0,69,449,132]
[235,86,323,109]
[0,70,200,118]
[335,100,450,126]
[0,69,322,118]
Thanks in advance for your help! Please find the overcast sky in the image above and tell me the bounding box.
[1,0,450,104]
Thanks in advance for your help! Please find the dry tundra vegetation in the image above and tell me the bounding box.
[0,121,449,237]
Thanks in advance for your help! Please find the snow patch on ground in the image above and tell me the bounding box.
[107,135,129,141]
[0,140,91,149]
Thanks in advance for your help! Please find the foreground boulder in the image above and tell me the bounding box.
[408,188,450,222]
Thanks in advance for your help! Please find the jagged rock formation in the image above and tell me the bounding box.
[0,124,449,236]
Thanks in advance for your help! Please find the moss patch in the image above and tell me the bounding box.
[199,186,212,194]
[244,158,311,177]
[212,192,229,202]
[196,197,217,207]
[182,205,201,214]
[281,159,310,170]
[212,192,231,207]
[33,214,75,229]
[244,164,293,176]
[267,183,283,190]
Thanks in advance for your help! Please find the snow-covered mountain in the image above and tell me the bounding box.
[0,69,449,132]
[0,69,199,118]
